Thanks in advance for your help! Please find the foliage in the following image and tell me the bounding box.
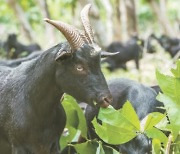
[92,102,167,148]
[60,94,87,151]
[60,60,180,153]
[156,59,180,152]
[92,102,139,144]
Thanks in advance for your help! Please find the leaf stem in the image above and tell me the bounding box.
[165,134,173,154]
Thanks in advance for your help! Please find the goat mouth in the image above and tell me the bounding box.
[99,99,110,108]
[89,98,110,108]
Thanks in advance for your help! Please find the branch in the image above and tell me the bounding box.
[165,134,173,154]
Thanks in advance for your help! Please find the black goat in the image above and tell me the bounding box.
[0,4,115,154]
[103,36,143,71]
[5,33,41,59]
[0,51,41,67]
[85,78,163,154]
[151,34,180,57]
[143,34,156,54]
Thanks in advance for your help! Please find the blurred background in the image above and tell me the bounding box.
[0,0,179,85]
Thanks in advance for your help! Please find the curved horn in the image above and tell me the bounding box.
[80,4,94,43]
[44,18,84,50]
[101,51,120,58]
[79,30,91,44]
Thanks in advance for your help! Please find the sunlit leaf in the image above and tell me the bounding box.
[143,112,166,131]
[98,102,140,131]
[145,127,168,145]
[156,68,180,105]
[73,140,119,154]
[92,118,137,144]
[60,94,87,150]
[73,140,99,154]
[157,93,180,140]
[152,138,161,154]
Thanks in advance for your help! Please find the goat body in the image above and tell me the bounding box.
[103,37,143,71]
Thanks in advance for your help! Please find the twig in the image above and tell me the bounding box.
[165,134,173,154]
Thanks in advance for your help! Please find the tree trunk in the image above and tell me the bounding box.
[112,0,122,41]
[120,0,128,41]
[37,0,56,46]
[148,0,175,37]
[100,0,114,45]
[7,0,35,42]
[124,0,138,37]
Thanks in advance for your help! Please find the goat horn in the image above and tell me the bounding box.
[44,18,84,50]
[80,4,94,44]
[101,51,120,58]
[79,30,91,44]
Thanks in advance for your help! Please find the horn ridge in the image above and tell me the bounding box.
[80,4,94,44]
[44,18,84,50]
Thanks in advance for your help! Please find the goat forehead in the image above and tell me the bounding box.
[74,49,100,64]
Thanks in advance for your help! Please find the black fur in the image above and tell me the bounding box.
[103,36,143,71]
[0,42,112,154]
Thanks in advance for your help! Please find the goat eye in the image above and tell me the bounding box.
[76,65,84,72]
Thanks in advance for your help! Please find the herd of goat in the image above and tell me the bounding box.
[0,4,179,154]
[1,32,180,71]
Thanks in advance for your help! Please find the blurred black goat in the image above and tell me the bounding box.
[0,51,41,67]
[103,36,143,71]
[151,34,180,58]
[4,33,41,59]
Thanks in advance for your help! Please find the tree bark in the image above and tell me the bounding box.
[7,0,35,42]
[124,0,138,37]
[148,0,176,37]
[100,0,114,45]
[120,0,128,41]
[112,0,122,41]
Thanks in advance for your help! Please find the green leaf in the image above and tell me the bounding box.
[98,101,140,131]
[157,93,180,140]
[155,116,169,131]
[156,69,180,105]
[103,145,119,154]
[92,118,137,144]
[62,95,87,137]
[60,94,87,150]
[73,140,99,154]
[152,138,161,154]
[156,61,180,141]
[119,101,140,130]
[171,60,180,78]
[143,112,166,131]
[60,127,77,150]
[96,141,105,154]
[92,102,141,145]
[73,140,119,154]
[173,134,180,154]
[145,127,168,145]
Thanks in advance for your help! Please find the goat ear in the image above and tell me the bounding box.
[55,50,72,61]
[101,51,119,58]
